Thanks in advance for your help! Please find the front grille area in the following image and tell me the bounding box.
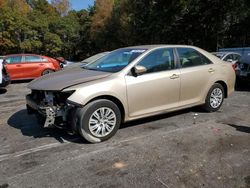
[31,90,73,106]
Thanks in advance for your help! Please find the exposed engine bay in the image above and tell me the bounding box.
[26,90,75,128]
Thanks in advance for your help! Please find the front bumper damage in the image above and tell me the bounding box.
[26,90,76,128]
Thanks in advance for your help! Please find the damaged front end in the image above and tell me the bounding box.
[26,90,77,128]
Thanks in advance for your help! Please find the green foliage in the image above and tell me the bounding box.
[0,0,249,59]
[44,32,62,55]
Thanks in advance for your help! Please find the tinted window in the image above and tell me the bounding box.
[137,48,175,73]
[24,56,42,62]
[86,48,147,73]
[224,54,234,61]
[177,48,212,68]
[5,56,22,64]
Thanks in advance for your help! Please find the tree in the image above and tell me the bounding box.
[51,0,71,16]
[90,0,114,40]
[44,32,62,56]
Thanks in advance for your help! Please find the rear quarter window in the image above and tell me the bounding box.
[177,48,212,68]
[24,56,43,62]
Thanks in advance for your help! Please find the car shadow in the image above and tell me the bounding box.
[122,108,196,129]
[11,79,32,84]
[235,80,250,92]
[8,107,202,144]
[7,109,88,144]
[224,123,250,134]
[0,88,7,94]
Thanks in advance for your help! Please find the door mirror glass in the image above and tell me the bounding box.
[132,65,147,76]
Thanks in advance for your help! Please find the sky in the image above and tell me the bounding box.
[48,0,95,11]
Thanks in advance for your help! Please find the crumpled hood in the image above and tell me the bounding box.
[28,67,112,91]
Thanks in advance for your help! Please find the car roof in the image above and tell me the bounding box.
[120,44,203,50]
[5,54,46,58]
[212,52,240,55]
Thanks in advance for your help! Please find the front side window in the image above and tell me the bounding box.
[24,56,42,62]
[177,48,212,68]
[137,48,175,74]
[5,56,22,64]
[85,48,147,73]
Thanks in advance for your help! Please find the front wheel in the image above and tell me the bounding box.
[42,69,54,76]
[76,99,121,143]
[202,83,225,112]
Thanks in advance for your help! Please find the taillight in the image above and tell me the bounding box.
[232,64,237,70]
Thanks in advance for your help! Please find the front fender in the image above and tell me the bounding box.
[64,76,128,115]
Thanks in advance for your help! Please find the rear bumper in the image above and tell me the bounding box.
[0,74,10,87]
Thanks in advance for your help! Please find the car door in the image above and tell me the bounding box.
[22,55,44,78]
[176,47,215,106]
[5,56,23,80]
[125,48,181,117]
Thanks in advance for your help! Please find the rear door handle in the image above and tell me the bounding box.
[170,74,179,79]
[208,68,215,73]
[16,64,21,67]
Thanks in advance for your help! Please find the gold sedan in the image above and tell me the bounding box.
[26,45,236,143]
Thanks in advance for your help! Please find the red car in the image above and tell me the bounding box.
[4,54,61,80]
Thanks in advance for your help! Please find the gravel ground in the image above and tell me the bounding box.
[0,82,249,188]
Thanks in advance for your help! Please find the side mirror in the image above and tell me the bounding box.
[132,65,147,76]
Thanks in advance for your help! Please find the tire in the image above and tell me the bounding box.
[76,99,121,143]
[42,69,54,76]
[202,83,225,112]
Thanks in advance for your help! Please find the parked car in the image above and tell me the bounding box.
[63,52,110,69]
[4,54,61,80]
[54,57,75,68]
[26,45,235,143]
[0,60,10,88]
[212,52,241,69]
[235,53,250,82]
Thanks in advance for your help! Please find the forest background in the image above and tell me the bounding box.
[0,0,249,60]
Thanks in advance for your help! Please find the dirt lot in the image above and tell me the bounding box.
[0,82,250,188]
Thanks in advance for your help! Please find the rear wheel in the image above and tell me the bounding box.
[42,69,54,76]
[203,83,224,112]
[76,99,121,143]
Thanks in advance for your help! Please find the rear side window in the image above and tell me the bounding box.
[177,48,212,68]
[5,56,22,64]
[24,56,42,62]
[138,48,175,74]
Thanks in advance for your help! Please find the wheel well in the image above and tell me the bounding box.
[87,95,125,123]
[215,81,228,98]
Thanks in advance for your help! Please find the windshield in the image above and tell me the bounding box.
[84,48,147,73]
[81,52,109,64]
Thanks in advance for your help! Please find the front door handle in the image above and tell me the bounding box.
[208,68,215,73]
[16,64,21,67]
[170,74,179,79]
